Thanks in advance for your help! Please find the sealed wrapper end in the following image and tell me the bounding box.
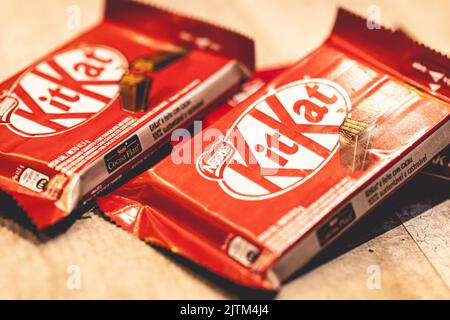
[97,8,449,292]
[0,0,254,230]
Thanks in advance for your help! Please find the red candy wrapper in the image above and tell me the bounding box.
[0,0,253,229]
[97,9,449,291]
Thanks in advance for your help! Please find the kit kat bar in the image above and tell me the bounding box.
[339,117,374,171]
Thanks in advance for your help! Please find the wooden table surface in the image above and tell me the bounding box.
[0,0,449,299]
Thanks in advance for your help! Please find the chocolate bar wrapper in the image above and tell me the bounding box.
[0,0,254,229]
[97,9,449,291]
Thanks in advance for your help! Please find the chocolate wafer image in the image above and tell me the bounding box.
[339,97,381,171]
[339,117,374,171]
[339,93,384,171]
[131,48,189,73]
[118,73,152,112]
[339,80,416,171]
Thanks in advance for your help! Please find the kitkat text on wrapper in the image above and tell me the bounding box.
[196,79,350,199]
[1,45,127,137]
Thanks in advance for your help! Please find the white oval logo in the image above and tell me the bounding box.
[3,45,127,137]
[196,79,351,200]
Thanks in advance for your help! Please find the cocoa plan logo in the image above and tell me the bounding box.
[195,79,351,200]
[0,44,127,137]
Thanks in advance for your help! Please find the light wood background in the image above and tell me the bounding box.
[0,0,449,299]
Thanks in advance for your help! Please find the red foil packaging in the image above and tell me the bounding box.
[97,9,450,291]
[0,0,254,229]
